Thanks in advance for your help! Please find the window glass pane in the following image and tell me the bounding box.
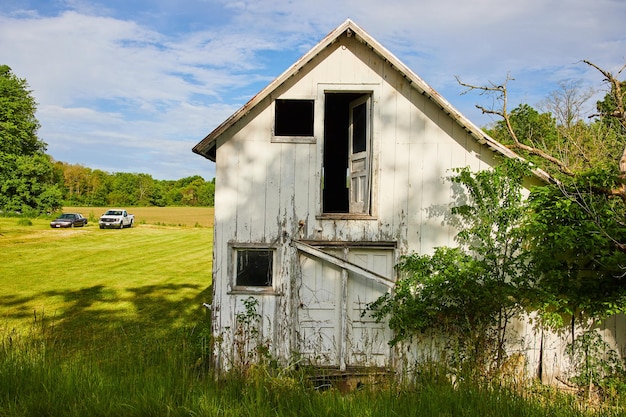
[275,99,314,136]
[352,102,367,153]
[236,249,273,287]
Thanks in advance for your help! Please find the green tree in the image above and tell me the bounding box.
[87,169,112,206]
[136,173,156,206]
[51,161,215,208]
[197,178,215,206]
[527,172,626,337]
[61,162,91,205]
[367,159,535,376]
[180,177,206,206]
[0,65,44,156]
[164,185,183,206]
[0,153,62,213]
[160,176,214,206]
[0,65,61,213]
[108,172,139,206]
[486,104,559,151]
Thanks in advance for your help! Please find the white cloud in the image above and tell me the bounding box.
[38,100,237,179]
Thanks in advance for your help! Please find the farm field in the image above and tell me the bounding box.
[0,212,622,416]
[64,206,214,228]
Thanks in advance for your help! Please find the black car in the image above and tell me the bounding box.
[50,213,88,228]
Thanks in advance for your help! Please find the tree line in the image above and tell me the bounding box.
[53,162,215,207]
[0,64,214,215]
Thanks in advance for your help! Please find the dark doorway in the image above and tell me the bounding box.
[323,92,371,214]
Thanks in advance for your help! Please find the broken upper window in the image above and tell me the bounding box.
[322,92,372,215]
[274,99,314,136]
[236,249,273,287]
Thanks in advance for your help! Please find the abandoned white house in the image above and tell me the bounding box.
[192,19,624,380]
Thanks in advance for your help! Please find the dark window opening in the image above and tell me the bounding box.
[323,93,371,214]
[274,99,314,136]
[236,249,273,287]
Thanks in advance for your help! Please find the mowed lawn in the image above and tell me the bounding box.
[0,209,213,342]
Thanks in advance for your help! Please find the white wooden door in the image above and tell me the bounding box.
[348,96,371,214]
[297,247,393,368]
[297,250,343,365]
[346,249,394,366]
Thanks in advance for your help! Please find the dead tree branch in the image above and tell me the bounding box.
[456,75,574,176]
[583,60,626,178]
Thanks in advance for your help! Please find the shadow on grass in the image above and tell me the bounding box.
[1,283,213,349]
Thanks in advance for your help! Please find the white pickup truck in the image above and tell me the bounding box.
[99,209,134,229]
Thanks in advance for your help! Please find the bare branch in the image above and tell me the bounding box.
[458,63,626,251]
[583,59,626,192]
[456,75,574,176]
[583,60,626,130]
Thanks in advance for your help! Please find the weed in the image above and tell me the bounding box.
[16,218,32,226]
[88,211,98,223]
[566,329,626,402]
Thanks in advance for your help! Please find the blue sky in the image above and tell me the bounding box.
[1,0,624,180]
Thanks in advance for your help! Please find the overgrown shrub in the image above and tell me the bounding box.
[366,159,535,378]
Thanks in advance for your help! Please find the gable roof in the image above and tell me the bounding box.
[192,19,550,182]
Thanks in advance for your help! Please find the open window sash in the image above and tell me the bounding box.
[348,95,371,214]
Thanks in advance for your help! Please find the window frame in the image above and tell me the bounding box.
[317,84,379,220]
[271,98,317,144]
[228,243,279,295]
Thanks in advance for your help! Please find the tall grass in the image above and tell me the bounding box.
[0,313,210,416]
[1,319,623,416]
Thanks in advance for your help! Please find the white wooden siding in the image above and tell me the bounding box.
[210,34,519,371]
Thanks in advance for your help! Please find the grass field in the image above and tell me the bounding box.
[0,214,213,338]
[0,211,623,416]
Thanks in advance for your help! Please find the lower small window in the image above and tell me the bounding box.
[236,249,273,287]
